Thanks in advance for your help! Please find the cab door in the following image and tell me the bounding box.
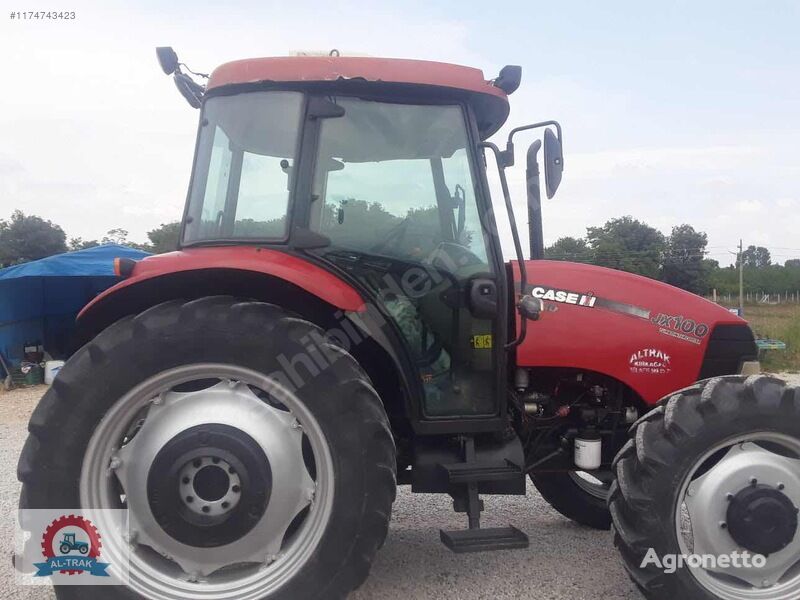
[306,95,506,424]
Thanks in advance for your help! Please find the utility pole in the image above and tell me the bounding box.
[738,239,744,315]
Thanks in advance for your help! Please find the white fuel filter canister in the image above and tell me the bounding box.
[574,430,602,470]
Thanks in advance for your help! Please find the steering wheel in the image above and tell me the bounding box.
[426,241,484,274]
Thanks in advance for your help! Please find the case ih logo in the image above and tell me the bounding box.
[629,348,671,375]
[651,313,709,345]
[530,286,597,307]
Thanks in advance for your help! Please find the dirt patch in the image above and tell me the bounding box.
[0,385,45,424]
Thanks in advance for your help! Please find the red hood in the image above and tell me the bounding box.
[512,260,748,404]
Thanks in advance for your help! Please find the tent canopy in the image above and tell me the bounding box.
[0,244,150,367]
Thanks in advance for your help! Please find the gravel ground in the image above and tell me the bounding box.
[3,372,798,599]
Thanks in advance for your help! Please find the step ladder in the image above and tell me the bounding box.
[438,437,529,553]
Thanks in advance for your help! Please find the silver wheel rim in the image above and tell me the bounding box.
[80,363,335,600]
[676,432,800,600]
[568,470,611,501]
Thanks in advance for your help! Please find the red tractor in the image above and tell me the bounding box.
[18,48,800,600]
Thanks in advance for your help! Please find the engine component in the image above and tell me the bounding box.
[574,430,602,470]
[514,368,530,392]
[523,402,542,415]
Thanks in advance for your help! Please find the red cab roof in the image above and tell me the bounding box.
[207,56,511,137]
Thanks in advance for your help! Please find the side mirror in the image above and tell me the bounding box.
[156,47,206,109]
[173,73,203,109]
[543,128,563,199]
[156,47,179,75]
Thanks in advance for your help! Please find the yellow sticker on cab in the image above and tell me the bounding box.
[471,334,493,349]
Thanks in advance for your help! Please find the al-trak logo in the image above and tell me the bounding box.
[629,347,671,375]
[34,515,111,577]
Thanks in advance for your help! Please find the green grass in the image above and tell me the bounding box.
[741,303,800,372]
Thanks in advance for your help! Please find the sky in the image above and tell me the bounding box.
[1,0,799,265]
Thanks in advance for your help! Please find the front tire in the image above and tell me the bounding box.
[18,297,396,600]
[610,375,800,600]
[530,470,612,530]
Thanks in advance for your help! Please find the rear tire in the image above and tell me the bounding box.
[18,297,396,600]
[530,471,612,530]
[610,375,800,600]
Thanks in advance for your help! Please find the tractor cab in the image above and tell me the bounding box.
[171,52,561,425]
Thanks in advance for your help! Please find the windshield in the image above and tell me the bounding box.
[183,91,303,244]
[309,98,489,267]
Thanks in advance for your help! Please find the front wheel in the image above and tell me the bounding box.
[610,375,800,600]
[529,470,613,530]
[18,297,396,600]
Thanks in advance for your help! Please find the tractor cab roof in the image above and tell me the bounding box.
[206,56,512,138]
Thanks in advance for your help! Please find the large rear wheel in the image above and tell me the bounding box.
[18,297,396,600]
[610,375,800,600]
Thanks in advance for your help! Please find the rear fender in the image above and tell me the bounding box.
[75,247,416,432]
[78,246,365,330]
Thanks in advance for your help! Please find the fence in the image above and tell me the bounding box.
[709,291,800,304]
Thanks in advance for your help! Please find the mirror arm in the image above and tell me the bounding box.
[480,141,528,349]
[500,142,515,168]
[507,120,563,153]
[172,70,205,109]
[505,120,564,168]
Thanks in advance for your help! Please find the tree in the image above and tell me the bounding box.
[545,236,593,262]
[147,222,181,254]
[0,210,67,267]
[101,228,132,246]
[741,245,771,268]
[96,228,151,251]
[586,216,665,279]
[321,199,402,250]
[661,224,710,294]
[68,237,100,251]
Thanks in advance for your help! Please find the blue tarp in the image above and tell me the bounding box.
[0,244,150,368]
